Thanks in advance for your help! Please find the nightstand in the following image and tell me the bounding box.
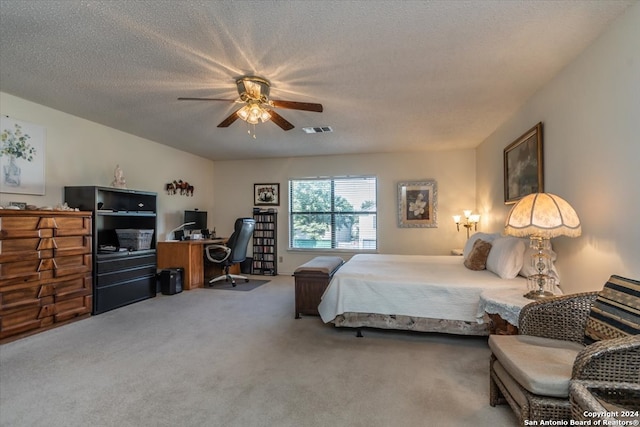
[478,287,561,335]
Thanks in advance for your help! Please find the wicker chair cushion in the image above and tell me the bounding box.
[584,275,640,345]
[492,358,528,408]
[463,239,492,270]
[489,335,585,397]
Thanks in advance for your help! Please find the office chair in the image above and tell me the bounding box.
[205,218,255,286]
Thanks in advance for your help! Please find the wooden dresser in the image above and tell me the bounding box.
[0,210,93,343]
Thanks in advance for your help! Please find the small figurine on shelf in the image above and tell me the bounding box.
[111,164,127,189]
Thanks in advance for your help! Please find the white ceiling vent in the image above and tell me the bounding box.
[302,126,333,134]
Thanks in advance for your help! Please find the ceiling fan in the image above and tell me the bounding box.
[178,76,323,131]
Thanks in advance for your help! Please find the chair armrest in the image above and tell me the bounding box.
[205,244,231,263]
[573,335,640,383]
[519,292,599,342]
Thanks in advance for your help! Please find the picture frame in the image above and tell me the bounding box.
[503,122,543,204]
[397,180,438,228]
[1,116,46,195]
[254,183,280,206]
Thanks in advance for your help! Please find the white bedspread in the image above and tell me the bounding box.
[318,254,526,324]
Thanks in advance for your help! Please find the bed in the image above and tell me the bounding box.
[317,233,558,336]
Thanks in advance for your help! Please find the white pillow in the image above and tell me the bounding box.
[463,232,501,260]
[486,237,526,279]
[519,240,561,283]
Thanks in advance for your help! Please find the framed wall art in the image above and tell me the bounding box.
[397,180,438,228]
[504,122,543,204]
[1,115,46,195]
[254,183,280,206]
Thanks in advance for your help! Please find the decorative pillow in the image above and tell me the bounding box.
[464,239,492,270]
[519,240,561,283]
[463,232,501,260]
[485,237,526,279]
[584,275,640,345]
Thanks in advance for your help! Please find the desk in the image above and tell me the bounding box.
[157,239,231,290]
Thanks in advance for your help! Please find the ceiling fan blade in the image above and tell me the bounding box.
[270,100,323,112]
[178,97,237,102]
[217,111,240,127]
[269,110,295,131]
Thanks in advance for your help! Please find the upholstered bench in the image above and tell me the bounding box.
[294,256,344,318]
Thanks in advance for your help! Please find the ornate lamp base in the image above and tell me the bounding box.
[523,289,555,300]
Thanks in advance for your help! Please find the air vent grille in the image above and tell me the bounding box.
[302,126,333,134]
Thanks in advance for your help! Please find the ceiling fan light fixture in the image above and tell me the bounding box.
[237,102,271,125]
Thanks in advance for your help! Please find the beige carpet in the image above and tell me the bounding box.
[0,275,516,427]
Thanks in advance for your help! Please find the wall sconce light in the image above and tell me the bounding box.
[453,210,480,239]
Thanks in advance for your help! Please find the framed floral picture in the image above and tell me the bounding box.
[1,116,46,195]
[254,183,279,206]
[397,180,438,228]
[504,122,543,204]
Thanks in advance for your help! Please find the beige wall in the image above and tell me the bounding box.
[4,2,637,285]
[0,93,215,240]
[213,150,476,274]
[476,3,640,294]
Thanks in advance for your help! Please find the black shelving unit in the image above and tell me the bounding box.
[64,186,157,314]
[252,212,277,276]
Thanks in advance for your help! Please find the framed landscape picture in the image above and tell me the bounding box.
[397,180,438,228]
[254,183,279,206]
[504,122,543,204]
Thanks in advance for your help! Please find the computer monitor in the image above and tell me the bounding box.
[184,210,207,231]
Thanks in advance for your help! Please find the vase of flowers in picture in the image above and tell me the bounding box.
[1,123,35,187]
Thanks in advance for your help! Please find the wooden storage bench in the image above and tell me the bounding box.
[294,256,344,318]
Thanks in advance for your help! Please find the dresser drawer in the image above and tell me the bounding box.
[0,213,91,239]
[53,253,92,277]
[55,294,92,322]
[0,258,54,283]
[0,306,45,339]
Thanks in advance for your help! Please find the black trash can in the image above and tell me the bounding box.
[160,268,183,295]
[240,257,253,274]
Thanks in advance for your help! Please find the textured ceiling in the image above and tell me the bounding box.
[0,0,633,161]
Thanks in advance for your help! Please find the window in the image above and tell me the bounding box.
[289,176,377,251]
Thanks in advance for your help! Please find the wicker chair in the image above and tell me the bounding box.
[570,380,640,423]
[489,291,640,425]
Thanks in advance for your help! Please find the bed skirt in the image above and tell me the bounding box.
[332,312,490,336]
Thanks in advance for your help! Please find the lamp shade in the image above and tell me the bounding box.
[504,193,581,238]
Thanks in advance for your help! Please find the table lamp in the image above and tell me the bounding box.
[504,193,581,299]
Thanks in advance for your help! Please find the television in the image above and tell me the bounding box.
[184,210,207,231]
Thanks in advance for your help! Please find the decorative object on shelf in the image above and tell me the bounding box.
[9,201,26,209]
[397,180,438,228]
[504,192,581,299]
[453,210,481,239]
[165,180,194,196]
[254,183,279,206]
[1,116,45,195]
[111,164,127,188]
[504,122,543,204]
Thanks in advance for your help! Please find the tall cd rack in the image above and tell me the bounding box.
[252,212,277,275]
